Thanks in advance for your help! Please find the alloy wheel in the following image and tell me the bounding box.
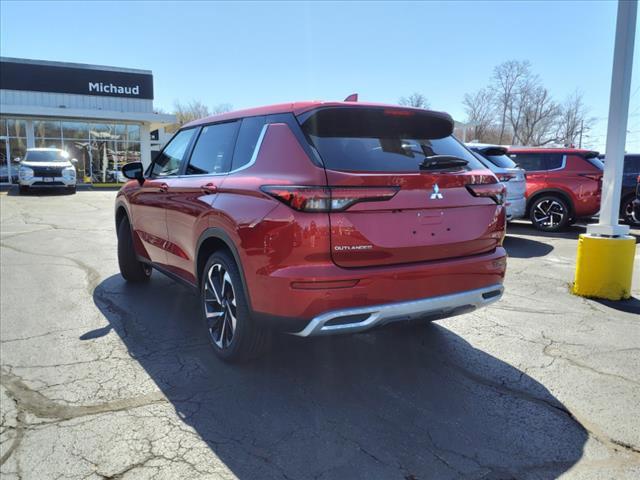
[203,263,237,349]
[624,199,639,225]
[533,199,566,229]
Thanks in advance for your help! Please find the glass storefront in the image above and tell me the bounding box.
[0,116,142,184]
[1,118,27,182]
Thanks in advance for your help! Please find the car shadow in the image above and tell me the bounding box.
[508,220,640,243]
[503,235,554,258]
[4,185,75,196]
[593,296,640,315]
[507,221,586,240]
[87,274,588,479]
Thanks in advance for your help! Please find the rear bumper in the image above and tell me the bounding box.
[250,247,507,330]
[294,283,503,336]
[506,196,526,220]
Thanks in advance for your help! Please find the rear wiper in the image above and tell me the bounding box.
[419,155,469,171]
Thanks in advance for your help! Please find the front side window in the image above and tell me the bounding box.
[150,128,196,177]
[186,121,239,175]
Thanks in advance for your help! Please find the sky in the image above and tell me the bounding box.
[1,0,639,151]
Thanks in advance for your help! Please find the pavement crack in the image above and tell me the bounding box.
[0,368,167,423]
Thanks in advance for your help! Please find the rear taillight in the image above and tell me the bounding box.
[466,183,506,205]
[261,186,399,212]
[579,173,602,182]
[497,173,516,182]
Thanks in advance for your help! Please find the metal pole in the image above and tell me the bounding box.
[587,0,637,237]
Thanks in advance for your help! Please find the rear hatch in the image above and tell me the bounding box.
[469,146,526,200]
[298,106,505,268]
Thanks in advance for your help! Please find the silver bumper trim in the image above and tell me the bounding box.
[293,283,504,337]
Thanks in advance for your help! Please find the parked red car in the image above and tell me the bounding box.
[115,102,507,361]
[507,148,603,231]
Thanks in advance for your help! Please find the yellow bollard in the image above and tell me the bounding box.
[572,234,637,300]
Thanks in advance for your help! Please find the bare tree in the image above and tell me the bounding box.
[462,87,495,142]
[174,100,211,126]
[211,103,233,115]
[513,84,560,146]
[398,93,430,109]
[165,100,233,133]
[491,60,531,144]
[556,91,593,147]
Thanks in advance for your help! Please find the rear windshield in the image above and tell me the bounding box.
[301,108,485,172]
[587,157,604,170]
[473,151,517,169]
[24,150,69,162]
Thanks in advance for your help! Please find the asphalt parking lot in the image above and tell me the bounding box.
[1,189,639,480]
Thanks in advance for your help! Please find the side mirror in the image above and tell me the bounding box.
[71,158,78,164]
[122,162,145,185]
[13,157,21,163]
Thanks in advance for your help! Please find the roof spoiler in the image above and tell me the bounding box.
[476,146,508,156]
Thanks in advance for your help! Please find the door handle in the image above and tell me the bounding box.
[201,183,218,194]
[159,183,169,193]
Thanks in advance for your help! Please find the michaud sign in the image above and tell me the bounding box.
[0,60,153,99]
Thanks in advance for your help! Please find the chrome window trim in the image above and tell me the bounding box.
[166,123,270,179]
[546,154,567,172]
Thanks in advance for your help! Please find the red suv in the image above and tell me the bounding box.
[116,102,507,361]
[507,148,603,231]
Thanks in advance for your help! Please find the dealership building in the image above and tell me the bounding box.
[0,57,175,184]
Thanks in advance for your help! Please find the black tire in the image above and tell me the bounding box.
[18,185,28,195]
[621,195,639,226]
[67,186,77,194]
[200,251,268,363]
[529,195,570,232]
[117,217,151,282]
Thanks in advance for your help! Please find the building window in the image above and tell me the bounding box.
[34,120,62,139]
[6,119,27,138]
[62,122,90,140]
[0,116,144,184]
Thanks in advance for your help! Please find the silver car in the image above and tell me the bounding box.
[18,148,77,194]
[466,144,526,221]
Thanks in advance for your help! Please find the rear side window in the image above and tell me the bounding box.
[150,128,196,177]
[509,153,564,172]
[186,121,239,175]
[546,154,564,169]
[301,107,485,172]
[231,116,266,171]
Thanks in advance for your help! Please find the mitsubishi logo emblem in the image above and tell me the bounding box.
[430,184,443,200]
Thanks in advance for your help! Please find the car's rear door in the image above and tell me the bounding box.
[162,120,241,284]
[507,152,549,200]
[298,106,505,268]
[128,128,197,267]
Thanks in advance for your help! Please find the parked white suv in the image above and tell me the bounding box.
[18,148,77,194]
